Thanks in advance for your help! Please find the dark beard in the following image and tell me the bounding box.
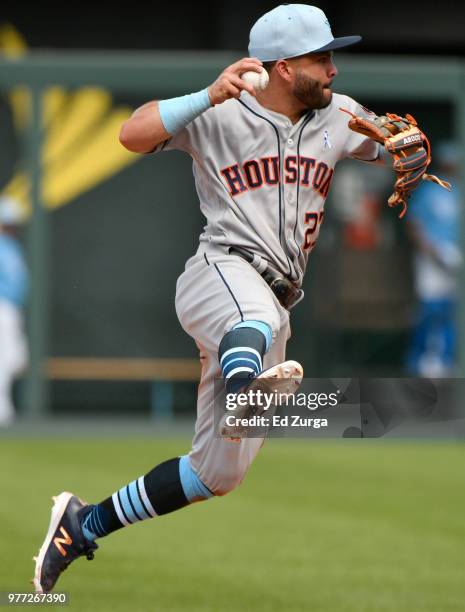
[292,71,332,110]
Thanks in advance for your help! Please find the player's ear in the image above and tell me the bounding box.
[275,59,293,82]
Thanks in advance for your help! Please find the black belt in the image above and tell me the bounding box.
[229,247,303,311]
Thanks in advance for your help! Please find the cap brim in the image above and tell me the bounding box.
[312,35,362,53]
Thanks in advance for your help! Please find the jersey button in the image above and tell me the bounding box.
[287,138,294,145]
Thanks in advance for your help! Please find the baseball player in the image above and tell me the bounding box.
[33,4,440,592]
[0,196,29,427]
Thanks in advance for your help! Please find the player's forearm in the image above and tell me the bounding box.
[119,101,171,154]
[120,88,213,153]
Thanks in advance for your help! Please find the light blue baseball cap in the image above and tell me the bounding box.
[249,4,361,62]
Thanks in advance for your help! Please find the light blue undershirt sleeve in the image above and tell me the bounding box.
[158,88,211,135]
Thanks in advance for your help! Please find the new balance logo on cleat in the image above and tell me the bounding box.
[32,492,98,593]
[53,526,72,557]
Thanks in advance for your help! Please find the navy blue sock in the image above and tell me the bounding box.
[219,327,267,394]
[80,457,193,540]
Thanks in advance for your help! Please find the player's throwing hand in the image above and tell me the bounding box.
[208,57,263,105]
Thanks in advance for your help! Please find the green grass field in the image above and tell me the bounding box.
[1,438,464,611]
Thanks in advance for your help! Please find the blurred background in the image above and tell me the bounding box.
[1,0,464,423]
[1,3,465,611]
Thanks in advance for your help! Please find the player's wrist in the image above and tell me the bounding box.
[206,86,213,107]
[158,88,212,135]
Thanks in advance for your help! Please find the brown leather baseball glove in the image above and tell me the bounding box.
[340,108,451,218]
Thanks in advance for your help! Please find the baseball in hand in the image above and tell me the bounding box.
[241,68,269,91]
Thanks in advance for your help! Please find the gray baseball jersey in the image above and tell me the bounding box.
[155,92,379,493]
[158,92,379,285]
